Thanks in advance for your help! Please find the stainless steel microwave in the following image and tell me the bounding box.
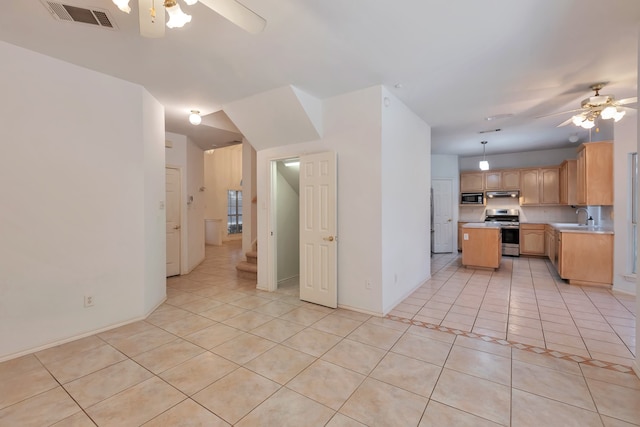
[461,192,484,205]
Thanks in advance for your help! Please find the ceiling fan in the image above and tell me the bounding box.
[112,0,266,38]
[540,83,637,129]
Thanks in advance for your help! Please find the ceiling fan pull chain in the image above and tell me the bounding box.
[150,0,156,23]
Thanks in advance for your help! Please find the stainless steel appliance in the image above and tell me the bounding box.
[484,208,520,257]
[461,192,484,205]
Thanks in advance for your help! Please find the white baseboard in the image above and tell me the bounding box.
[0,296,167,363]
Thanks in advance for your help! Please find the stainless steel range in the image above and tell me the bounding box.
[484,208,520,257]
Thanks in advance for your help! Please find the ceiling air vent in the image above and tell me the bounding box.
[41,1,117,29]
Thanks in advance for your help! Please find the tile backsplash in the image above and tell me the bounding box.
[459,197,613,226]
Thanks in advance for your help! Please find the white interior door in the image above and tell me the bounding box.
[166,167,181,277]
[432,179,454,253]
[299,152,337,308]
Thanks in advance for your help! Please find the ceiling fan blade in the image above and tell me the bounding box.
[617,97,638,106]
[198,0,266,34]
[557,117,575,127]
[139,0,165,38]
[535,108,585,119]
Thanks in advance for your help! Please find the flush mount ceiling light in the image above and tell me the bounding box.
[112,0,266,38]
[189,110,201,125]
[479,141,489,171]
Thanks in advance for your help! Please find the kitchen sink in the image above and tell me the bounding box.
[549,223,609,232]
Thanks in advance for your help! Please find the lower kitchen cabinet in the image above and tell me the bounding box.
[520,224,546,256]
[461,226,502,269]
[556,232,613,286]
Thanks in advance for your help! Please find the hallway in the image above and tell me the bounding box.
[1,242,639,426]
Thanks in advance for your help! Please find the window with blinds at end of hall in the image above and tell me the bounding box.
[228,190,243,235]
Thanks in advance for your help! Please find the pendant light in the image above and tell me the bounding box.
[479,141,490,171]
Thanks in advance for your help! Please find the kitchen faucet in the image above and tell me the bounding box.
[575,207,591,226]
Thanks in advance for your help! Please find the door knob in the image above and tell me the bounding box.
[323,236,335,242]
[447,218,452,222]
[173,225,181,230]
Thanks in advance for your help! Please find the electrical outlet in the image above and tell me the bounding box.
[464,233,469,240]
[365,280,372,290]
[84,295,95,308]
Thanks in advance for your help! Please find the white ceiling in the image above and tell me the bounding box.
[2,0,638,156]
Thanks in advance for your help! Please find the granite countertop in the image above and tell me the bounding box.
[547,222,614,235]
[462,222,501,229]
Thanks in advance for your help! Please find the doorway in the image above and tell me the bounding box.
[432,178,454,253]
[272,158,301,290]
[166,167,182,277]
[267,152,338,308]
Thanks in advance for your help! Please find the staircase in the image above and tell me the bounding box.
[236,249,257,280]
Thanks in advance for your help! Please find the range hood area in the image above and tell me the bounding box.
[486,191,519,198]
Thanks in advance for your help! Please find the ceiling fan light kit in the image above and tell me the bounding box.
[565,83,635,129]
[113,0,132,13]
[112,0,266,36]
[164,1,192,28]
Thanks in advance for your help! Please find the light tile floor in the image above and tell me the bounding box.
[1,242,639,426]
[390,253,637,368]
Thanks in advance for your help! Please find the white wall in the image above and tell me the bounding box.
[613,115,638,294]
[204,145,243,240]
[380,87,431,313]
[276,168,300,281]
[459,147,577,171]
[242,141,258,255]
[635,27,640,377]
[0,42,166,360]
[165,132,206,273]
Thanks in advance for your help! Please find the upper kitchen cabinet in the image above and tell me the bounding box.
[576,141,613,206]
[520,169,540,205]
[540,167,560,204]
[559,159,577,205]
[460,172,484,192]
[484,171,501,191]
[520,167,560,205]
[485,170,520,191]
[501,170,520,190]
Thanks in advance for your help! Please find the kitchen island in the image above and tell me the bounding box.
[461,223,502,269]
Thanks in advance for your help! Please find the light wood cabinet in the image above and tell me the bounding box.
[545,225,555,261]
[559,159,577,205]
[540,167,560,204]
[520,224,546,256]
[520,167,560,205]
[558,232,613,286]
[484,172,501,191]
[483,170,521,191]
[458,222,468,251]
[520,169,540,205]
[460,172,484,192]
[576,141,613,206]
[461,226,502,269]
[502,170,520,190]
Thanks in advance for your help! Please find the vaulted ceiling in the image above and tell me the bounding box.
[2,0,638,156]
